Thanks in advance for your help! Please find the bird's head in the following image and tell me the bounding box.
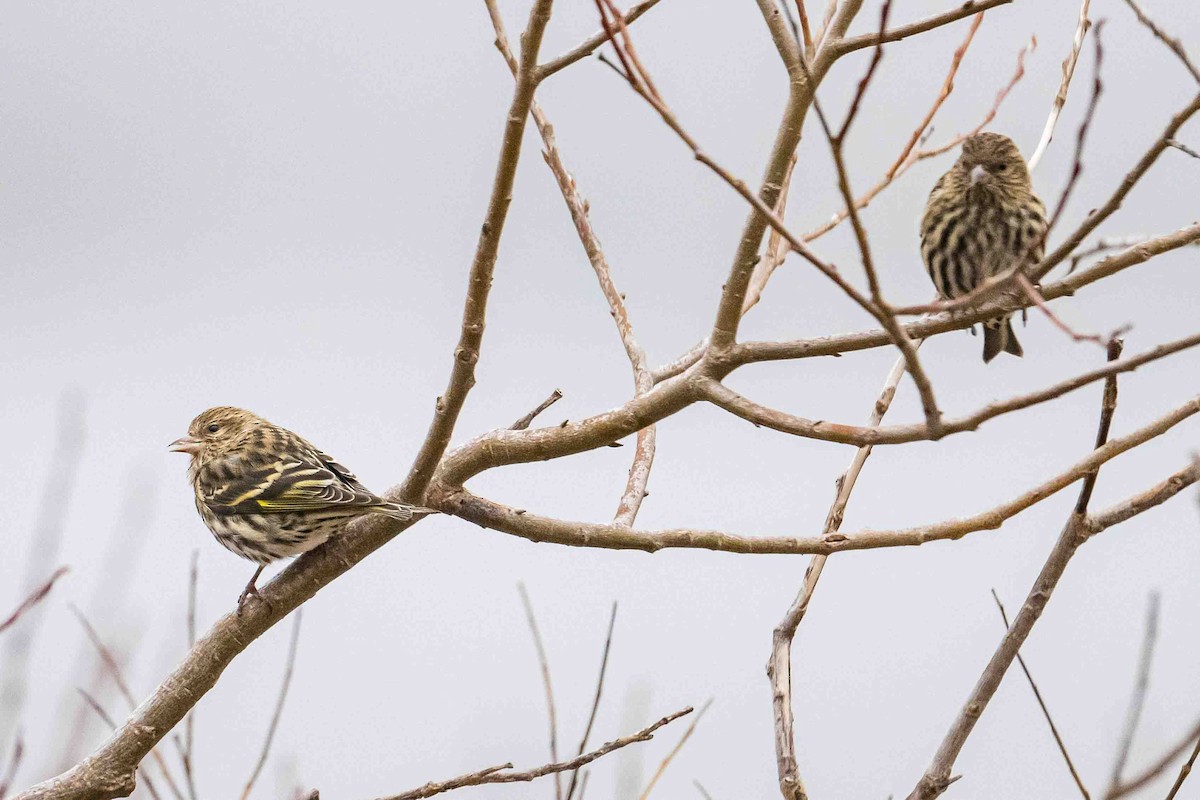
[957,132,1032,195]
[170,406,264,462]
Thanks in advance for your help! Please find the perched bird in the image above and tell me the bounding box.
[920,131,1047,362]
[170,407,431,610]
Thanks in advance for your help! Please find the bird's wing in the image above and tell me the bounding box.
[199,452,383,515]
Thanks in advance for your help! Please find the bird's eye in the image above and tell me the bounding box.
[207,423,220,433]
[995,163,1008,172]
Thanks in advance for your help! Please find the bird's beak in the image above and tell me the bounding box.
[969,164,987,186]
[169,436,202,455]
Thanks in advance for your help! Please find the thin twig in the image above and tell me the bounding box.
[511,390,564,431]
[693,780,716,800]
[769,353,909,800]
[70,606,188,800]
[638,699,713,799]
[240,610,303,800]
[1105,593,1161,795]
[398,0,555,501]
[991,590,1090,799]
[1168,138,1200,160]
[0,567,68,636]
[487,1,656,523]
[566,603,618,800]
[802,28,1029,245]
[378,708,693,800]
[0,738,24,800]
[834,0,1012,55]
[1028,0,1092,172]
[518,583,562,800]
[1119,0,1200,85]
[538,0,664,80]
[180,552,199,800]
[1106,715,1200,798]
[907,339,1125,800]
[1165,735,1200,800]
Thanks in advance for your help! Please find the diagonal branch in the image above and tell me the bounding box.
[991,590,1090,799]
[434,393,1199,557]
[768,354,909,800]
[1028,0,1092,171]
[834,0,1012,55]
[1104,593,1160,797]
[1120,0,1200,85]
[907,339,1125,800]
[399,0,556,501]
[488,0,656,525]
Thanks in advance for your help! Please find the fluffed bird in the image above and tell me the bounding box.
[920,131,1047,362]
[170,407,432,610]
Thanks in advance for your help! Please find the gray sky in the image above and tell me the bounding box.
[3,1,1200,798]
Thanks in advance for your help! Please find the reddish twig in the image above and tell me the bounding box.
[0,568,68,636]
[991,590,1090,798]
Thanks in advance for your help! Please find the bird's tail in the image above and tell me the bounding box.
[982,316,1024,363]
[372,502,439,521]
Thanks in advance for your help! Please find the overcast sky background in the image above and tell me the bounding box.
[3,1,1200,798]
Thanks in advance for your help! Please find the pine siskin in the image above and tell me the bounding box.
[170,407,431,610]
[920,132,1047,362]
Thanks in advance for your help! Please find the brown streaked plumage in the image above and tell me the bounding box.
[170,407,431,610]
[921,131,1047,362]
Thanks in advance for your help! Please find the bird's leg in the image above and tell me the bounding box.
[237,564,267,614]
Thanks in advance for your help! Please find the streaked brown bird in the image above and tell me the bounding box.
[170,407,430,610]
[920,131,1047,362]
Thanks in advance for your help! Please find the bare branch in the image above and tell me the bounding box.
[377,708,693,800]
[1028,0,1092,172]
[835,0,1012,55]
[487,1,656,524]
[1119,0,1200,85]
[769,355,909,800]
[399,0,556,501]
[518,583,562,800]
[437,394,1198,557]
[735,221,1200,364]
[703,331,1200,445]
[0,567,68,637]
[991,590,1090,799]
[240,610,302,800]
[907,339,1124,800]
